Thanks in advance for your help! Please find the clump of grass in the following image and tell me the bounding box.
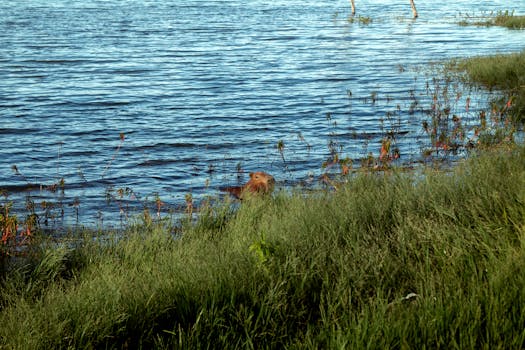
[493,11,525,29]
[458,10,525,29]
[0,145,524,348]
[348,15,372,25]
[451,51,525,91]
[448,50,525,123]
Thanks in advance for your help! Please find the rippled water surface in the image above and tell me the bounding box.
[1,0,525,227]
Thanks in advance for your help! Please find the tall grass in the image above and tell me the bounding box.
[449,50,525,123]
[0,145,524,348]
[453,11,525,123]
[458,11,525,29]
[493,12,525,29]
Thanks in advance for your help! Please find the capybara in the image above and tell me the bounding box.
[222,171,275,199]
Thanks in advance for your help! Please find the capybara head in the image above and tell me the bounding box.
[221,171,275,199]
[245,171,275,195]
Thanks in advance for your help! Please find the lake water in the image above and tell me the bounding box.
[1,0,525,228]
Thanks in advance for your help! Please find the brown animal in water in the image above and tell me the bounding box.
[222,171,275,199]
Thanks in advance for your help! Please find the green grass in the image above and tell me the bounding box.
[454,11,525,122]
[493,13,525,29]
[1,145,524,349]
[458,11,525,29]
[347,15,372,25]
[449,50,525,123]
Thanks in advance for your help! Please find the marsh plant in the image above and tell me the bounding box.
[450,50,525,123]
[458,10,525,29]
[419,63,520,162]
[347,15,372,25]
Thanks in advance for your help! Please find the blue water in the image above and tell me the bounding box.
[1,0,524,227]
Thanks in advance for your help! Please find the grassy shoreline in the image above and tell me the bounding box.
[454,12,525,122]
[2,16,525,350]
[1,144,524,348]
[448,49,525,123]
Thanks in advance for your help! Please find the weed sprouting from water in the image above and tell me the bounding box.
[458,10,525,29]
[105,186,136,225]
[297,132,312,153]
[320,112,352,187]
[419,51,522,162]
[347,15,372,25]
[421,76,468,158]
[276,139,286,165]
[101,132,126,179]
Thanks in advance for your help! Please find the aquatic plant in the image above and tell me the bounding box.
[347,15,372,25]
[0,192,33,257]
[458,10,525,29]
[448,50,525,124]
[101,132,126,179]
